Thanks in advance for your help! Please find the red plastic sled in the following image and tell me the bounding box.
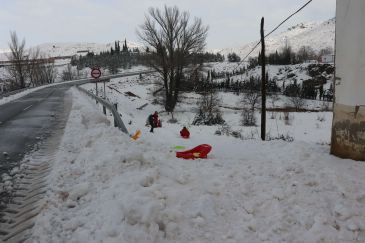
[176,144,212,159]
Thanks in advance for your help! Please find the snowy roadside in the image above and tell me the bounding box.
[0,86,49,106]
[0,80,77,106]
[27,87,365,242]
[0,64,150,106]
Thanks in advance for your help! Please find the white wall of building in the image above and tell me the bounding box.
[335,0,365,106]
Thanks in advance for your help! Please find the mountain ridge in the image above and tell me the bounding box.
[219,18,335,58]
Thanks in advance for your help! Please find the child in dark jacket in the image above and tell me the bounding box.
[148,111,159,133]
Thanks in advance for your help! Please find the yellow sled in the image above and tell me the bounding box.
[131,130,141,140]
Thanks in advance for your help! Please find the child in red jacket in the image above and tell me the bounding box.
[180,126,190,138]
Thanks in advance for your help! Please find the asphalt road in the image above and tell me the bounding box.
[0,70,152,176]
[0,84,73,175]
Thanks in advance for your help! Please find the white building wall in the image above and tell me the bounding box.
[331,0,365,161]
[335,0,365,106]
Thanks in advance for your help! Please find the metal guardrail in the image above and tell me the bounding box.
[69,69,154,85]
[76,85,130,134]
[73,69,155,135]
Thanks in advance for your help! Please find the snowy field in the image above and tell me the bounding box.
[206,62,333,92]
[24,73,365,242]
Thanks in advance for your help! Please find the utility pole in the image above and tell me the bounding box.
[260,17,266,141]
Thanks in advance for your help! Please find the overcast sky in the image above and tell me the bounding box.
[0,0,336,50]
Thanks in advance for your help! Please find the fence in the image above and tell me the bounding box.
[73,70,154,134]
[76,85,129,134]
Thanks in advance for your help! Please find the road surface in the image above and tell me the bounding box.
[0,84,73,175]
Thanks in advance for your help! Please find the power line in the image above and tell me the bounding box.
[230,0,313,72]
[265,0,313,38]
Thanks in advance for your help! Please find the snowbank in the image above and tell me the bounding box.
[29,86,365,242]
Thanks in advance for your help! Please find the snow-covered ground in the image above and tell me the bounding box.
[24,73,365,242]
[202,62,334,94]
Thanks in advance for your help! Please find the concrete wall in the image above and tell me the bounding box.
[331,0,365,161]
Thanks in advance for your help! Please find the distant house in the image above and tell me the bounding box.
[321,54,335,63]
[76,50,91,57]
[304,59,318,64]
[76,50,89,53]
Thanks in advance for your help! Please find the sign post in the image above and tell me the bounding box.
[103,81,106,99]
[95,82,98,103]
[91,67,102,103]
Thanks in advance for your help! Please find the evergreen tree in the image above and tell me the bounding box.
[227,52,241,62]
[122,39,128,52]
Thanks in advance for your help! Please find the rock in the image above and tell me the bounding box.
[215,130,222,135]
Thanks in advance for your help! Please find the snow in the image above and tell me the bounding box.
[0,40,144,61]
[26,72,365,242]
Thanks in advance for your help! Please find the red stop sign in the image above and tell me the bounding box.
[91,68,101,79]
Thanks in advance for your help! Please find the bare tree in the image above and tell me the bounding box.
[6,31,28,88]
[137,6,208,112]
[241,81,261,126]
[193,88,224,126]
[27,48,41,86]
[318,46,334,56]
[269,93,280,119]
[41,59,57,84]
[61,64,77,81]
[27,48,57,86]
[289,95,306,111]
[297,45,316,62]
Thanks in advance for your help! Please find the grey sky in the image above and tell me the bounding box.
[0,0,336,50]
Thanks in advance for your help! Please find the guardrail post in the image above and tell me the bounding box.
[95,83,98,104]
[113,103,118,127]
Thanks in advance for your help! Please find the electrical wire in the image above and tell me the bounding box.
[230,0,313,73]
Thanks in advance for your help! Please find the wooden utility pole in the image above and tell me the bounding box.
[260,17,266,141]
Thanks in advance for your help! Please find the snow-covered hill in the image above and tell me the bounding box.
[0,48,9,54]
[221,18,335,58]
[0,40,144,61]
[35,40,144,57]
